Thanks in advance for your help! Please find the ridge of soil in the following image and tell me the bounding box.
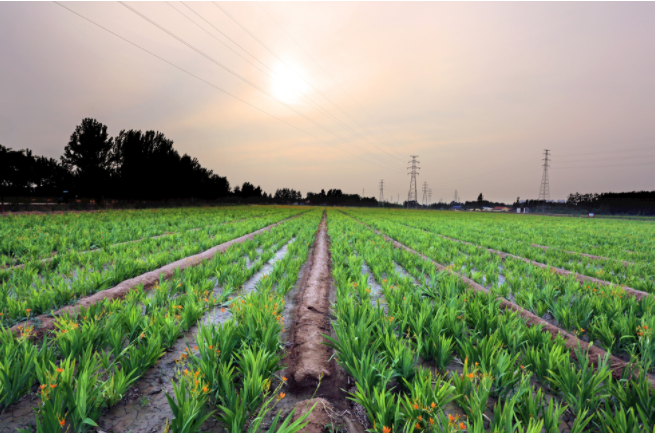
[10,212,306,341]
[286,212,334,386]
[343,212,655,388]
[284,211,362,433]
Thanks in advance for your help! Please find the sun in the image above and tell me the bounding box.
[271,63,309,104]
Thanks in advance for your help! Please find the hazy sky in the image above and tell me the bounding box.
[1,2,654,203]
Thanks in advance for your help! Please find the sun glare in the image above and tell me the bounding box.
[271,63,309,104]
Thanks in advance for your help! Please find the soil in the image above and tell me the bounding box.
[10,212,305,341]
[286,212,335,386]
[283,212,364,433]
[342,212,655,388]
[291,398,336,433]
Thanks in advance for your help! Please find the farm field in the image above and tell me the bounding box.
[1,206,654,433]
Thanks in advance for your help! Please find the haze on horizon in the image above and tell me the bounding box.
[1,2,654,204]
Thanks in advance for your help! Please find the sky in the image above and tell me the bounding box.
[1,2,654,203]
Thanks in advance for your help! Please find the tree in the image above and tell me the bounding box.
[274,188,301,203]
[477,193,484,203]
[61,118,114,202]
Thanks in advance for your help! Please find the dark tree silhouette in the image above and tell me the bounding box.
[61,118,114,202]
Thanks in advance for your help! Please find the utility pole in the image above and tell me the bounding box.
[422,182,428,208]
[454,190,459,204]
[379,179,384,207]
[538,150,551,213]
[407,155,420,208]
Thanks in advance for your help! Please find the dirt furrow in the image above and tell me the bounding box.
[10,212,306,340]
[284,212,364,433]
[343,213,654,387]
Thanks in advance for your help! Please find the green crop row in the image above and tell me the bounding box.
[162,210,323,433]
[0,208,303,327]
[0,211,318,429]
[342,209,655,371]
[326,210,655,433]
[0,206,286,265]
[372,210,655,291]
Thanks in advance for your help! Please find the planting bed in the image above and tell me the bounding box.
[1,206,654,433]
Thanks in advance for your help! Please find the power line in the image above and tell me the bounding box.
[255,1,407,159]
[118,1,403,172]
[215,1,405,164]
[53,2,397,172]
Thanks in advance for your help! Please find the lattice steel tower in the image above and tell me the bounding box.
[379,179,384,207]
[538,149,551,212]
[407,156,420,207]
[454,190,459,204]
[422,182,429,207]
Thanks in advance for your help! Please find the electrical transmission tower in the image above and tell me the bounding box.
[407,156,420,208]
[379,180,384,207]
[429,189,432,207]
[422,182,428,207]
[538,150,551,213]
[454,190,459,204]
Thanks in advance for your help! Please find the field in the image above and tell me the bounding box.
[1,206,654,433]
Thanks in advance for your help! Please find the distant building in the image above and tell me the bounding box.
[451,205,462,210]
[493,206,510,212]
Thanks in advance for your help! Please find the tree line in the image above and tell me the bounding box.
[0,118,380,206]
[1,118,230,203]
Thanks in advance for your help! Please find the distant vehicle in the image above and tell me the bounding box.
[588,212,595,218]
[57,191,70,204]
